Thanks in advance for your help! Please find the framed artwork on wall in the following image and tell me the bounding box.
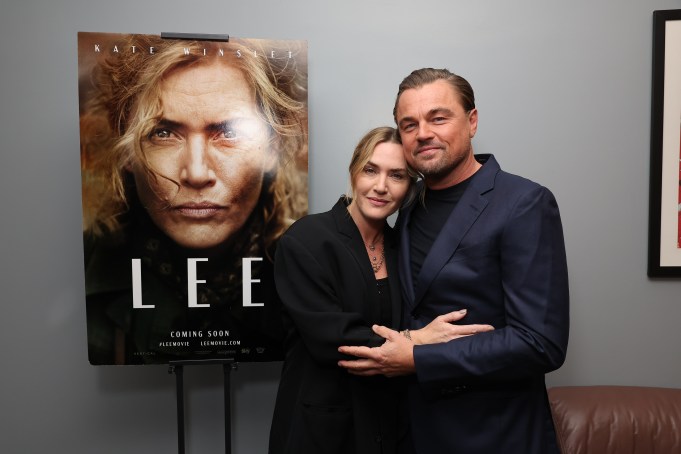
[649,9,681,277]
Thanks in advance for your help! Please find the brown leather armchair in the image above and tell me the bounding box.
[548,386,681,454]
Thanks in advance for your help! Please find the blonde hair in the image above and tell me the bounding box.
[347,126,419,207]
[80,35,308,256]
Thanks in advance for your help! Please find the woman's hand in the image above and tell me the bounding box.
[408,309,494,345]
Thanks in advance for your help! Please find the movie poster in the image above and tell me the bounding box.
[77,32,308,365]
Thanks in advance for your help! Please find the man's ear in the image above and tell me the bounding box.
[468,108,478,138]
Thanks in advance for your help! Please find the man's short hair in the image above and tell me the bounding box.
[392,68,476,123]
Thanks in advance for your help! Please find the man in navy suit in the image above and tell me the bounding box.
[339,68,569,453]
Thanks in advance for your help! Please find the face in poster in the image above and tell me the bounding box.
[77,32,308,365]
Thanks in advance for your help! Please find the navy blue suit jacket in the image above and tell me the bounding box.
[397,155,569,453]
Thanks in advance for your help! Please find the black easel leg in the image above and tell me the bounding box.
[223,363,232,454]
[168,359,235,454]
[172,365,185,454]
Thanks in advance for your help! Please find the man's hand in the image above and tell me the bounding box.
[338,311,494,377]
[338,324,415,377]
[410,309,494,345]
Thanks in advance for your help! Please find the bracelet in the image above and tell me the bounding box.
[402,329,411,341]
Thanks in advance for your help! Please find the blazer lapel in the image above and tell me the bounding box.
[332,198,371,274]
[412,155,500,307]
[332,198,382,318]
[384,229,402,329]
[397,200,418,311]
[333,197,405,328]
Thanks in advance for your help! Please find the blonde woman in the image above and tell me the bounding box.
[269,127,491,454]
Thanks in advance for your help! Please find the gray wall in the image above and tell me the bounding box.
[2,0,681,452]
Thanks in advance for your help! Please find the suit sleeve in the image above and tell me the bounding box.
[413,186,569,392]
[274,232,384,366]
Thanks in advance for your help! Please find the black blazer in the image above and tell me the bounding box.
[269,198,403,454]
[398,155,569,453]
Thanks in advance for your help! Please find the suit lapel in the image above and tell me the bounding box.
[333,197,406,328]
[332,198,371,275]
[413,193,487,305]
[332,197,384,320]
[412,155,500,308]
[384,230,402,329]
[397,200,418,311]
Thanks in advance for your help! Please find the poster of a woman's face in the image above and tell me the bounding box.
[130,60,276,252]
[78,32,308,365]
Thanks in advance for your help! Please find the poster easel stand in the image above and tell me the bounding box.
[161,32,230,42]
[168,359,238,454]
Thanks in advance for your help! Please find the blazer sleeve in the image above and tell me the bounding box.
[274,232,384,366]
[413,186,569,392]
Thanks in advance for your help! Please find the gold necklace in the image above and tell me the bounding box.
[366,238,385,273]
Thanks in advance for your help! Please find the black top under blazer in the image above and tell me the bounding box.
[269,198,403,454]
